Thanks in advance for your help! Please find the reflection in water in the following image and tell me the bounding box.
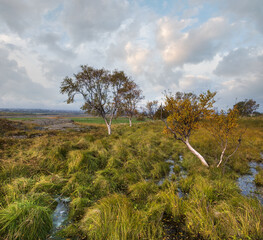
[237,162,263,204]
[158,159,175,186]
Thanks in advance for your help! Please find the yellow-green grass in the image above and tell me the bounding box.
[0,117,263,240]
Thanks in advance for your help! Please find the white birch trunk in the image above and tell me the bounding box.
[129,117,132,127]
[106,123,112,135]
[217,143,227,168]
[185,138,209,167]
[104,118,112,135]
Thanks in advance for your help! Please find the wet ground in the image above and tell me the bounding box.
[159,156,193,239]
[237,161,263,204]
[48,197,70,240]
[162,214,199,240]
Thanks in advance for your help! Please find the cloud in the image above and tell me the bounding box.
[0,47,58,108]
[36,33,76,58]
[214,48,263,77]
[0,0,60,34]
[214,48,263,108]
[61,0,130,44]
[0,0,262,111]
[158,17,233,66]
[218,0,263,35]
[40,57,75,85]
[124,42,149,73]
[190,0,263,35]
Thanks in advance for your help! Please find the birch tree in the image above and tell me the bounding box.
[120,81,144,127]
[208,107,243,167]
[146,100,158,120]
[164,90,216,167]
[60,65,131,135]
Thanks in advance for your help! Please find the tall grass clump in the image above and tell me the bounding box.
[128,180,158,204]
[154,181,184,220]
[184,197,217,239]
[67,150,102,174]
[254,169,263,186]
[80,193,143,240]
[0,200,52,240]
[215,197,263,239]
[31,175,65,194]
[80,193,164,240]
[2,177,34,204]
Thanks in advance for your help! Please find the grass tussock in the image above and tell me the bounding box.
[255,169,263,186]
[80,193,163,240]
[0,200,52,240]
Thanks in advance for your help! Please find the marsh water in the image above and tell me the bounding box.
[48,197,70,240]
[237,162,263,204]
[158,155,187,195]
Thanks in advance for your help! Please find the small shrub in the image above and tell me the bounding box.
[136,114,145,121]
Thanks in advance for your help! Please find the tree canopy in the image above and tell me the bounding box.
[164,90,216,167]
[146,100,158,119]
[207,107,242,167]
[60,65,136,135]
[120,81,144,126]
[234,99,259,116]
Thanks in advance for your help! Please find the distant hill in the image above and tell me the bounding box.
[0,108,84,116]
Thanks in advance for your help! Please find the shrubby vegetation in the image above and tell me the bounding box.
[0,116,263,239]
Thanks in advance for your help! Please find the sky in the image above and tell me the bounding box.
[0,0,262,111]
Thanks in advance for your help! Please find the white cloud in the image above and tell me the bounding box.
[158,17,233,66]
[125,42,149,73]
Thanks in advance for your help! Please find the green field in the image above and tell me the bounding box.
[71,117,146,124]
[7,117,39,121]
